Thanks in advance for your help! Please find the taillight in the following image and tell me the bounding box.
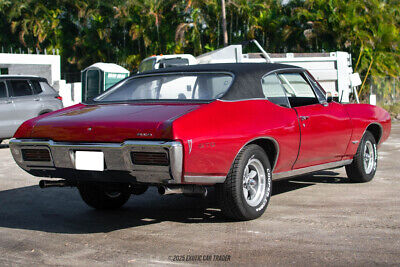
[131,152,169,166]
[56,96,62,101]
[21,149,51,162]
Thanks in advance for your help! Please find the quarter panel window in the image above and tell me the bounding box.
[261,74,290,108]
[31,80,43,94]
[0,82,7,98]
[10,80,33,97]
[277,73,319,107]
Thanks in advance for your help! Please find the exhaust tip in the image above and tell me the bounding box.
[39,179,69,188]
[39,180,46,189]
[158,186,166,195]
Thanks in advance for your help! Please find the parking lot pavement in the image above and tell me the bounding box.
[0,124,399,266]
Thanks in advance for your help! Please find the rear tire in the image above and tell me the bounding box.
[345,131,378,183]
[78,182,131,210]
[217,144,272,221]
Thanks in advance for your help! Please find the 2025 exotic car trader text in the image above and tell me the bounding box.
[9,63,391,221]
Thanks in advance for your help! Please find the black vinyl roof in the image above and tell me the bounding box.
[136,63,303,100]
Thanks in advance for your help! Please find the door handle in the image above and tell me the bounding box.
[5,100,13,104]
[300,116,309,121]
[34,98,40,101]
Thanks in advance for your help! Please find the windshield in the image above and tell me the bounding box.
[138,58,156,73]
[94,73,233,102]
[158,58,189,69]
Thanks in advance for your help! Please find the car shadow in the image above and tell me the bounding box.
[0,170,345,234]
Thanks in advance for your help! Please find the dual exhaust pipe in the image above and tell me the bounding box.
[39,179,70,188]
[39,180,207,198]
[158,185,207,198]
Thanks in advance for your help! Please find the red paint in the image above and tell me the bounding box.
[293,102,352,169]
[172,100,300,176]
[14,99,391,183]
[28,103,201,142]
[343,103,391,155]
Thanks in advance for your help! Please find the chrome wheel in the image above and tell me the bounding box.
[363,140,375,174]
[242,157,266,207]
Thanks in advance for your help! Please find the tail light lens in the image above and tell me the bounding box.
[21,149,51,162]
[56,96,62,101]
[131,152,169,166]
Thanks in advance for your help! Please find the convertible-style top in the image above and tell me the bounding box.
[136,63,303,100]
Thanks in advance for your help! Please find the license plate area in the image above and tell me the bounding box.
[75,151,104,171]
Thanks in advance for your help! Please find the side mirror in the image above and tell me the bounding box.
[326,92,333,103]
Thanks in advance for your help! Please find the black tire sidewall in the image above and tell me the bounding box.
[357,132,378,181]
[234,145,272,220]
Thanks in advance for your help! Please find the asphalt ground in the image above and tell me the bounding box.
[0,124,399,266]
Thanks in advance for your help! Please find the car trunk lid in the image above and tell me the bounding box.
[30,103,202,142]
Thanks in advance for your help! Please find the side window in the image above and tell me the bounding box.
[30,80,43,94]
[261,74,290,108]
[304,72,327,102]
[277,73,319,107]
[0,82,7,98]
[10,80,33,97]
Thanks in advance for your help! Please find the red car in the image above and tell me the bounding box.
[9,63,391,220]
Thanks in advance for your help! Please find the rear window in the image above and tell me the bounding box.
[39,81,57,94]
[94,73,233,102]
[10,80,33,96]
[31,80,43,94]
[0,82,7,98]
[158,58,189,69]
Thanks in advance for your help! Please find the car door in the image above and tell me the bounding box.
[0,81,17,138]
[8,79,42,128]
[277,71,352,169]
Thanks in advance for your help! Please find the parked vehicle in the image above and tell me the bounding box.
[139,40,361,103]
[9,63,390,220]
[138,54,197,73]
[0,75,63,143]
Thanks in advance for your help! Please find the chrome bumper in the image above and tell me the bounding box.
[9,139,183,184]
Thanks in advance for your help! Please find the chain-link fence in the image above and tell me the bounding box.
[367,76,400,105]
[364,76,400,119]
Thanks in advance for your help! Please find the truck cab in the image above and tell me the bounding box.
[138,54,197,73]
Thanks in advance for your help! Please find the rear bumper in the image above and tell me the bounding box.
[9,139,183,184]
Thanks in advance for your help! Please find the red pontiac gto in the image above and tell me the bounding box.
[9,63,391,220]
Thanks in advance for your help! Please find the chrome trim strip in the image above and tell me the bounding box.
[232,136,280,172]
[362,122,383,144]
[184,175,226,183]
[273,159,353,180]
[9,139,183,184]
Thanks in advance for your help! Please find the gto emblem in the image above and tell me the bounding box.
[199,142,215,149]
[87,127,92,131]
